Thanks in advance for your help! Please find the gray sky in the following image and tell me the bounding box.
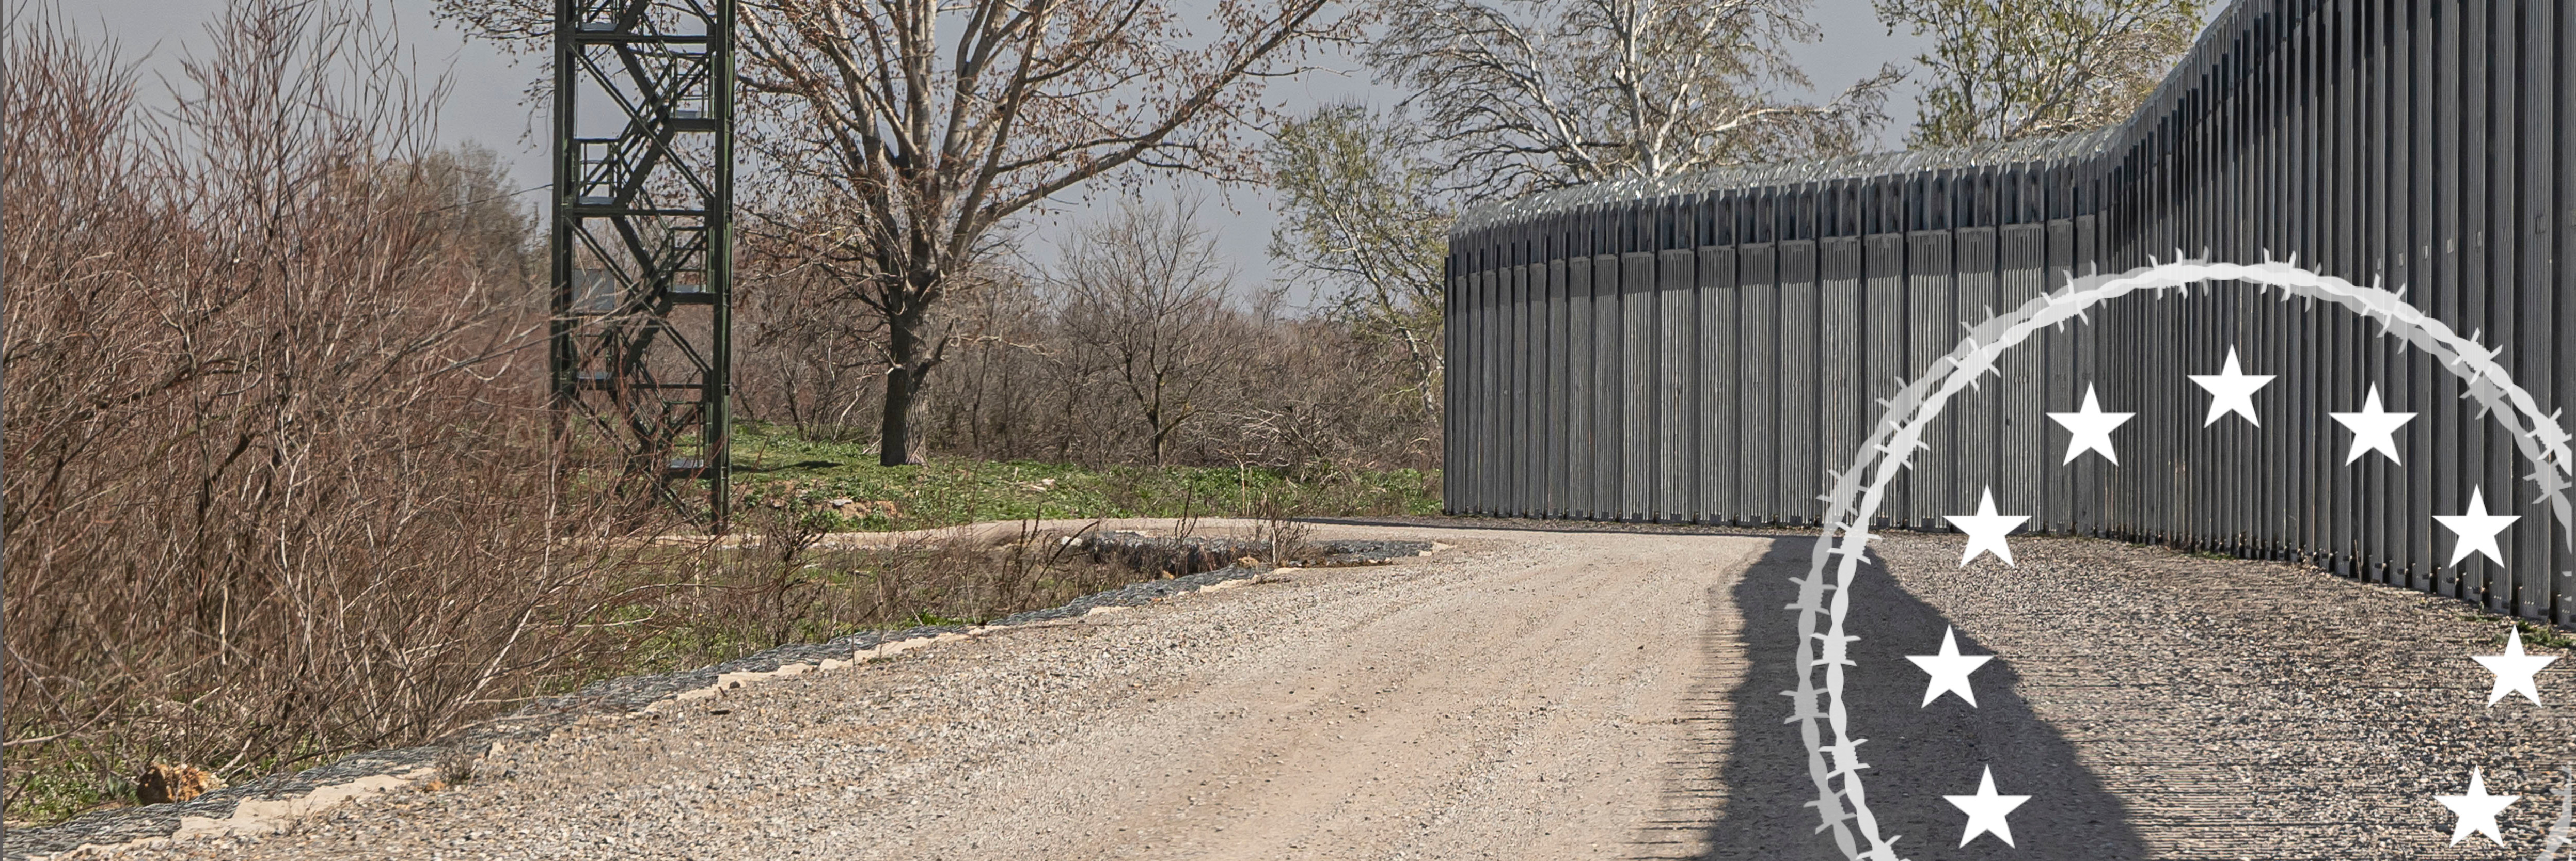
[73,0,1936,308]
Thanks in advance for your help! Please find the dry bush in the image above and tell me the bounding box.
[1250,493,1315,566]
[732,229,890,442]
[1054,197,1245,466]
[2,1,658,820]
[886,201,1442,476]
[635,522,1200,666]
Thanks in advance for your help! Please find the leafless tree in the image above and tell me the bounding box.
[1875,0,2206,146]
[1368,0,1901,200]
[1054,197,1240,466]
[729,0,1348,465]
[733,229,894,440]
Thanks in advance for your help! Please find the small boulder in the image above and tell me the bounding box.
[137,762,224,805]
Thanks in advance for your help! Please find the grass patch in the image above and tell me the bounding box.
[2520,619,2576,650]
[2449,612,2576,650]
[547,519,1296,695]
[726,421,1441,531]
[3,745,131,826]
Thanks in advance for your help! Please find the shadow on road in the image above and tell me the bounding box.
[1658,538,2150,861]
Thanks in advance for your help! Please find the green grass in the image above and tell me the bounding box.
[4,743,132,826]
[726,421,1442,531]
[2449,613,2576,650]
[2521,619,2576,650]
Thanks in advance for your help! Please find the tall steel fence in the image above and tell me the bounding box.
[1442,0,2576,624]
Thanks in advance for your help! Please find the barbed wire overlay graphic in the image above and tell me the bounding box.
[1793,257,2576,860]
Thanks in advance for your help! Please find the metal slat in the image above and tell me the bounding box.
[1820,234,1864,523]
[1450,250,1473,513]
[2044,216,2079,533]
[1778,238,1821,523]
[2074,212,2104,536]
[2329,0,2359,572]
[2461,0,2501,609]
[1442,256,1460,512]
[1587,252,1607,515]
[1864,232,1909,528]
[1736,242,1779,522]
[1700,244,1742,523]
[1997,221,2046,527]
[1503,261,1526,517]
[1658,248,1699,522]
[1566,241,1594,517]
[1951,224,2002,519]
[2552,0,2576,623]
[2433,0,2465,600]
[2364,0,2395,585]
[1544,254,1568,518]
[2504,0,2545,618]
[1484,250,1504,516]
[1621,250,1658,520]
[1907,229,1955,528]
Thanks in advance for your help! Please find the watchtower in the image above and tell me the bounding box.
[549,0,734,529]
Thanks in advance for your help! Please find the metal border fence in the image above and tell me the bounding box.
[1442,0,2576,624]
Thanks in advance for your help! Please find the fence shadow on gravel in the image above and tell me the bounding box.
[1672,540,2146,860]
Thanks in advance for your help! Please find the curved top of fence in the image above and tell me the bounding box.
[1452,127,2123,233]
[1448,1,2290,235]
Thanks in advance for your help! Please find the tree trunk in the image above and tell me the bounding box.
[878,311,935,466]
[878,368,926,466]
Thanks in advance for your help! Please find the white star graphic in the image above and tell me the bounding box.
[2473,627,2558,707]
[1905,625,1995,707]
[2328,385,2415,465]
[2047,384,2134,465]
[2187,347,2276,427]
[2436,767,2518,847]
[1943,486,2029,567]
[2434,486,2519,567]
[1944,766,2033,848]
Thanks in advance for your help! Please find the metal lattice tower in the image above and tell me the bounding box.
[550,0,733,530]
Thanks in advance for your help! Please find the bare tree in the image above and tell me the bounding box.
[1265,103,1447,419]
[1875,0,2206,146]
[1367,0,1900,200]
[1054,197,1238,466]
[732,0,1347,465]
[734,228,894,440]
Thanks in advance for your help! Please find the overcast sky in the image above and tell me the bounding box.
[70,0,1937,308]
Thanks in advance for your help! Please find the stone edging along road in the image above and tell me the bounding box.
[3,520,1437,860]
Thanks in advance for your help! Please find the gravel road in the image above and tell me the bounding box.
[60,518,2576,860]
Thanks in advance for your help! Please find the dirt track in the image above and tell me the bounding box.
[80,519,2576,860]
